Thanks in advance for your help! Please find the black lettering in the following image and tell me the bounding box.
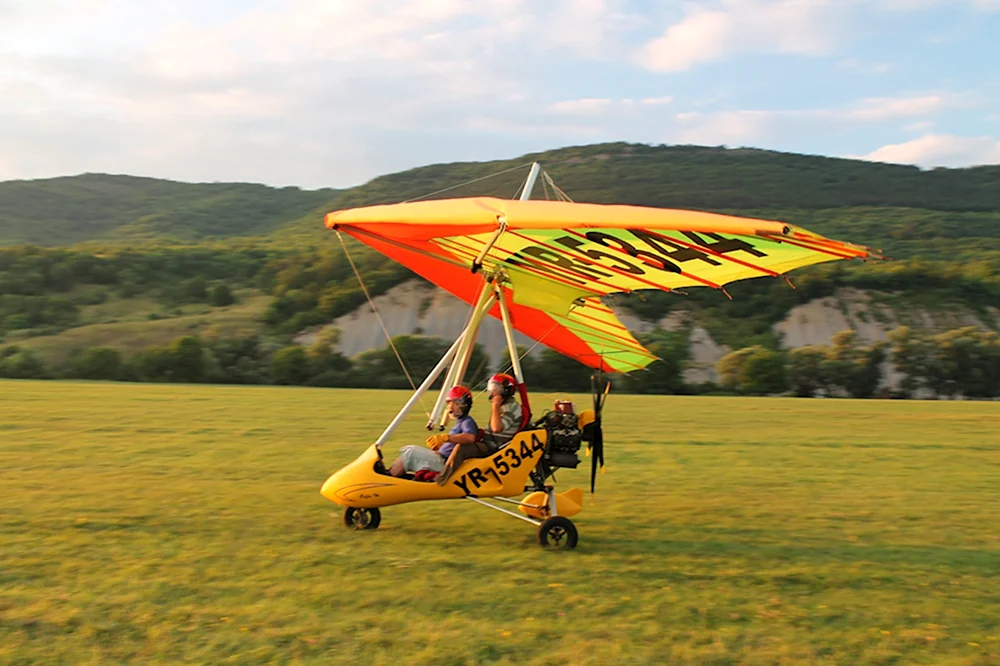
[588,231,682,273]
[505,447,521,468]
[493,454,510,476]
[521,246,612,281]
[680,231,767,259]
[452,476,470,495]
[486,468,502,484]
[630,229,723,266]
[520,441,533,459]
[531,433,546,452]
[467,468,488,489]
[553,236,646,275]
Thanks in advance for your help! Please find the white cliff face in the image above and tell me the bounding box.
[772,288,996,348]
[296,280,538,365]
[298,281,997,386]
[684,327,729,384]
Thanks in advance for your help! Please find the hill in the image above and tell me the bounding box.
[0,173,338,245]
[1,143,998,397]
[2,143,1000,252]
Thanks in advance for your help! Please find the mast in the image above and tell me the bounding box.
[521,162,541,201]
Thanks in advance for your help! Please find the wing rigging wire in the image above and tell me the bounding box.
[332,163,542,419]
[542,171,574,202]
[403,162,534,204]
[335,230,430,418]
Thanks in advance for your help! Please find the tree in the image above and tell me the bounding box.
[208,283,235,307]
[0,348,47,379]
[716,346,762,393]
[739,348,788,395]
[169,336,206,383]
[529,349,594,392]
[926,327,996,399]
[350,335,488,390]
[786,346,826,397]
[73,347,123,381]
[126,348,174,382]
[624,330,689,394]
[305,326,351,385]
[204,335,267,384]
[270,345,310,385]
[823,330,885,398]
[888,326,926,398]
[181,275,208,302]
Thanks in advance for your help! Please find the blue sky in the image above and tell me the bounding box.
[1,0,998,188]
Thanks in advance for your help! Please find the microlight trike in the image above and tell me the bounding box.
[319,163,878,548]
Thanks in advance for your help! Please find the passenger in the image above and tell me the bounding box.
[387,386,477,478]
[484,373,523,442]
[436,373,523,485]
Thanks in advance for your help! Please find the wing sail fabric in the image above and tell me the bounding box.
[326,197,878,373]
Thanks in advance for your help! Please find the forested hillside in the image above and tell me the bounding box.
[1,143,997,396]
[4,143,1000,250]
[0,174,338,245]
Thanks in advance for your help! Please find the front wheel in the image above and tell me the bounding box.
[537,516,578,549]
[343,507,381,530]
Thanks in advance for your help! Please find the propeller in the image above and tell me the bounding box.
[588,369,610,494]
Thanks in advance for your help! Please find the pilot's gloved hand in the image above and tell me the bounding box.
[426,433,449,450]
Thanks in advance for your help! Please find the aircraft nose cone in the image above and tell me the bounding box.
[320,471,342,502]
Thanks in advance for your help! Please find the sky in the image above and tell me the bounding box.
[1,0,999,189]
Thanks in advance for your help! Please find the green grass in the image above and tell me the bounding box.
[1,382,998,665]
[9,294,270,364]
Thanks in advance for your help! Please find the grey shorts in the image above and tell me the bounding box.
[398,445,445,473]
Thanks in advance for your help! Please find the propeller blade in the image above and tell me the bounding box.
[590,418,603,494]
[589,370,606,494]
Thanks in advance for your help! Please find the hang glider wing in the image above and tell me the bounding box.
[326,197,878,373]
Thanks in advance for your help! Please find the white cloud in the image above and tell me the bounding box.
[0,0,643,186]
[867,0,999,11]
[639,0,999,73]
[669,93,956,145]
[549,96,674,116]
[641,0,848,73]
[674,110,773,144]
[0,0,996,187]
[846,95,947,121]
[550,98,616,115]
[859,133,1000,167]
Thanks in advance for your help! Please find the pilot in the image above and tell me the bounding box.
[387,385,477,478]
[435,373,523,485]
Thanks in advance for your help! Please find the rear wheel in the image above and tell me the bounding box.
[537,516,577,549]
[343,507,381,530]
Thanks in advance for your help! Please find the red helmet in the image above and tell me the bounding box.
[446,385,473,415]
[488,373,516,400]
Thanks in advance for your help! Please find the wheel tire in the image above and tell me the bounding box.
[537,516,578,549]
[343,507,381,530]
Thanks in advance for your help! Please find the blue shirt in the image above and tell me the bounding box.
[438,414,478,458]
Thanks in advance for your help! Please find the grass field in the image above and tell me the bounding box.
[1,381,998,665]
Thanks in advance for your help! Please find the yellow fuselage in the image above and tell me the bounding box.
[320,429,549,509]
